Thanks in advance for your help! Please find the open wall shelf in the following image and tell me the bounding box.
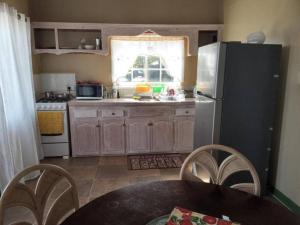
[31,22,223,56]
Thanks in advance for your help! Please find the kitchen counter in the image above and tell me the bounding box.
[68,98,196,107]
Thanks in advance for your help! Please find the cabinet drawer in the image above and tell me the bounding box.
[175,108,195,116]
[102,109,124,118]
[128,106,171,118]
[74,108,98,118]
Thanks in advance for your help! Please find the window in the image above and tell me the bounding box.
[125,55,174,83]
[111,38,185,87]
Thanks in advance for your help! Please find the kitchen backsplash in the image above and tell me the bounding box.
[34,73,76,99]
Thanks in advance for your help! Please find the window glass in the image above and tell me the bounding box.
[111,39,185,86]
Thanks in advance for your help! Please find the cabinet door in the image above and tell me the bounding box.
[152,118,174,153]
[174,117,195,152]
[72,119,100,156]
[126,119,151,154]
[101,119,125,155]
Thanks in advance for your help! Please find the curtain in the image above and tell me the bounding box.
[0,3,41,191]
[111,39,185,84]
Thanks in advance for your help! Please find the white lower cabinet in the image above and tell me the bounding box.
[174,117,195,152]
[152,118,174,153]
[70,105,195,156]
[101,119,126,155]
[126,117,174,154]
[72,119,100,156]
[126,119,152,154]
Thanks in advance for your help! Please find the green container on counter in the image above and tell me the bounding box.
[152,84,165,94]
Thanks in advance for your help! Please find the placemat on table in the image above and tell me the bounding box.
[167,207,240,225]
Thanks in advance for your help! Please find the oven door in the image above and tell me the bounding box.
[40,110,69,143]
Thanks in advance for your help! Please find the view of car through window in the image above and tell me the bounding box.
[121,55,174,83]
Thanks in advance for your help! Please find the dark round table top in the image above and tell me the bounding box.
[62,180,300,225]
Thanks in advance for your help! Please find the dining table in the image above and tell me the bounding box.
[61,180,300,225]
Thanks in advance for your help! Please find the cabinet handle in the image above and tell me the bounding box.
[96,125,100,128]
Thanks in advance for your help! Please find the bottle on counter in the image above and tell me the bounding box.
[96,37,101,50]
[112,89,118,99]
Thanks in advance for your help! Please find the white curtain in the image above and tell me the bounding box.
[111,39,185,83]
[0,3,41,191]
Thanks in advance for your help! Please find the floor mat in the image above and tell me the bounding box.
[127,154,184,170]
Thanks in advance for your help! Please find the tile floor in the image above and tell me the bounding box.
[41,156,183,207]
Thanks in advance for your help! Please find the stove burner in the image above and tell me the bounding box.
[37,91,74,103]
[38,95,73,103]
[38,98,67,103]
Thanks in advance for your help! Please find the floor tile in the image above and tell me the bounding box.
[160,168,181,180]
[130,175,161,184]
[41,157,99,169]
[128,168,161,177]
[75,179,93,197]
[96,165,129,179]
[68,166,98,180]
[41,157,71,169]
[99,156,127,166]
[68,157,99,167]
[79,197,90,207]
[90,178,130,198]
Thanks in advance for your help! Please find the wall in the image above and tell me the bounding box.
[38,52,197,88]
[223,0,300,206]
[1,0,29,14]
[29,0,223,24]
[29,0,223,87]
[1,0,40,73]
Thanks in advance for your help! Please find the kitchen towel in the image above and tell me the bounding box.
[37,111,64,135]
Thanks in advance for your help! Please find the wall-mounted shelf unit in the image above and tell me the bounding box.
[31,22,223,56]
[32,22,105,55]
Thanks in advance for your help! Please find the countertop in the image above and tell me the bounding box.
[68,98,196,107]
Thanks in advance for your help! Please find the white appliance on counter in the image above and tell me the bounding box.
[34,73,76,158]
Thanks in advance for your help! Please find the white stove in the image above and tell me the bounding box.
[34,72,76,158]
[36,100,70,158]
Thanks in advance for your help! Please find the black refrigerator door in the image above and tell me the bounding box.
[219,43,282,194]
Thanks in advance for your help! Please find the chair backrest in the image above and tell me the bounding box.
[180,144,261,196]
[0,164,79,225]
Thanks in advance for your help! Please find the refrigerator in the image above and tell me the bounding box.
[194,42,282,194]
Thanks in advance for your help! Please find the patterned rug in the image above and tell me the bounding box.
[127,154,184,170]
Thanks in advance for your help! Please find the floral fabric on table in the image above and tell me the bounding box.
[167,207,240,225]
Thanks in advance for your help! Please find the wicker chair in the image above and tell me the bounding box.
[0,164,79,225]
[180,144,261,196]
